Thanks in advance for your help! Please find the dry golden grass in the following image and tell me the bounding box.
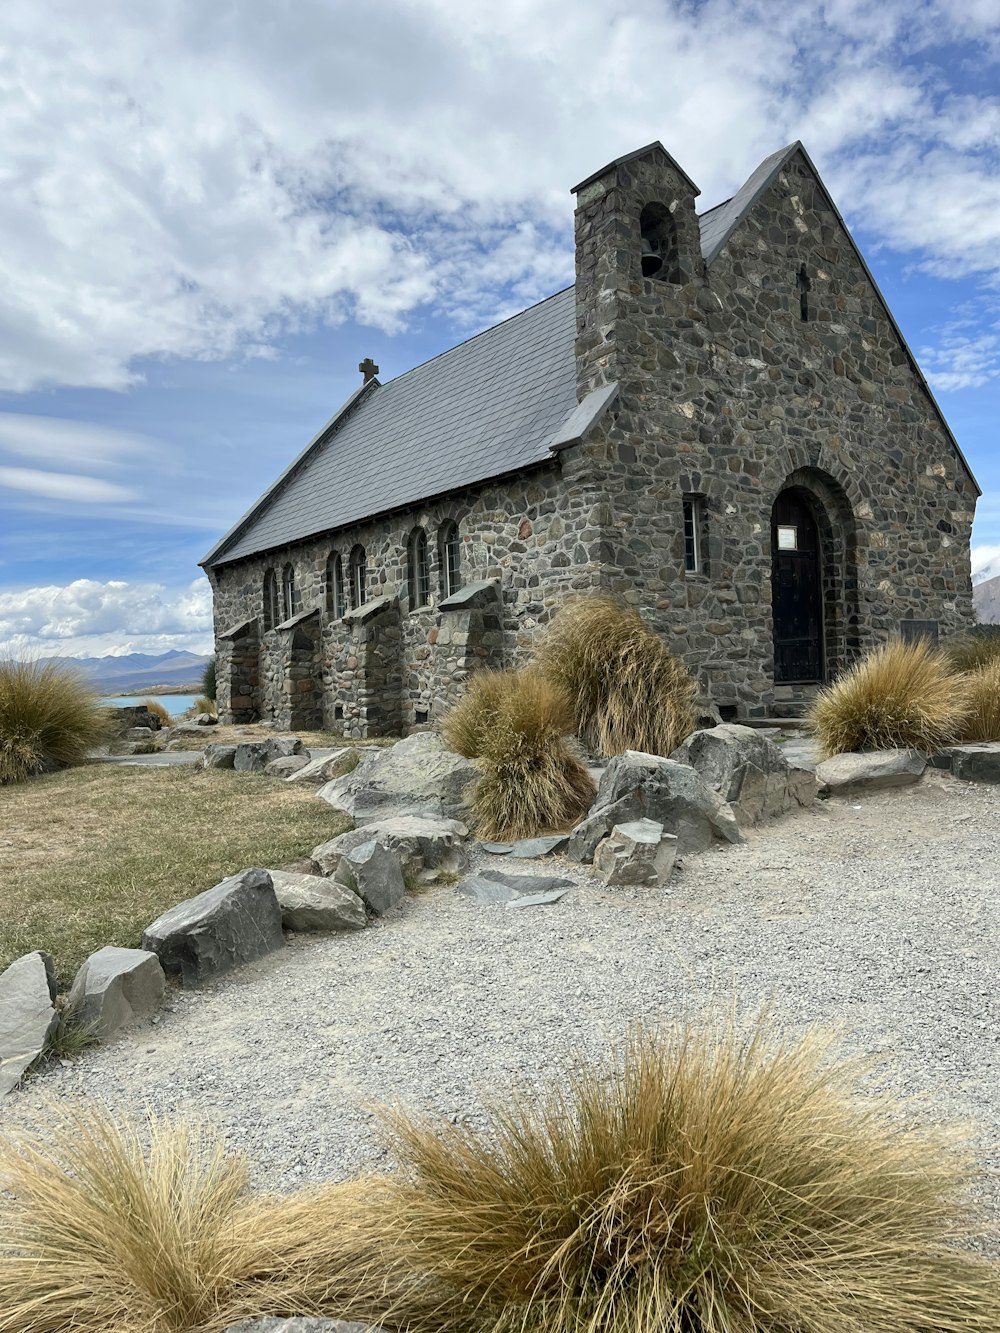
[162,724,392,753]
[377,1018,1000,1333]
[960,659,1000,742]
[141,698,172,726]
[944,626,1000,674]
[810,637,972,759]
[443,670,595,840]
[0,764,348,986]
[0,1107,395,1333]
[531,596,697,758]
[0,659,111,785]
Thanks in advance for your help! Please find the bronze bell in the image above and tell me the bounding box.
[641,236,663,278]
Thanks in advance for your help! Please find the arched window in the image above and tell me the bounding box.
[439,520,461,600]
[326,552,345,620]
[349,545,367,609]
[281,563,296,621]
[407,527,430,609]
[263,568,278,630]
[639,202,680,283]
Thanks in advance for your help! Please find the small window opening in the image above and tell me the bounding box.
[797,264,811,322]
[440,520,461,599]
[639,202,681,283]
[326,552,345,620]
[334,704,344,721]
[414,708,429,725]
[407,527,430,608]
[262,568,278,631]
[719,705,739,723]
[280,563,296,621]
[349,545,367,609]
[683,496,706,575]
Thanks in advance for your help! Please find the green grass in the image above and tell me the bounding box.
[0,764,349,987]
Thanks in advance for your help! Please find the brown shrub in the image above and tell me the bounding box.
[531,595,697,758]
[960,659,1000,742]
[0,658,110,785]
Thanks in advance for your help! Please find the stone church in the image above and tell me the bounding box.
[202,139,978,736]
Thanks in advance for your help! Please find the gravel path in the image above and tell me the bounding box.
[9,772,1000,1210]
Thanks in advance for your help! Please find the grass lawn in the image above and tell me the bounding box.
[0,763,350,988]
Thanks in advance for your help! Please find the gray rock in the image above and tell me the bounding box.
[456,870,575,905]
[333,841,406,915]
[66,947,165,1040]
[670,723,814,825]
[593,819,677,886]
[203,743,238,770]
[316,733,477,823]
[478,841,514,854]
[509,835,569,858]
[234,738,307,773]
[265,755,311,778]
[267,871,367,932]
[567,751,742,862]
[194,713,218,725]
[142,868,284,984]
[287,748,362,784]
[939,742,1000,784]
[115,705,162,731]
[0,951,58,1094]
[815,749,926,793]
[126,726,155,741]
[505,889,570,908]
[170,721,213,736]
[313,814,469,883]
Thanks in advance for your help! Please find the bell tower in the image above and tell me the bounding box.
[571,142,703,399]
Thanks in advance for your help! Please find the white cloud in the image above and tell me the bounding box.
[0,577,213,656]
[920,332,1000,392]
[0,0,998,391]
[971,544,1000,584]
[0,414,159,467]
[0,467,139,503]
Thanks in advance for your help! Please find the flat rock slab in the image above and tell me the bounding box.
[267,870,366,932]
[142,868,284,984]
[314,815,469,882]
[815,748,926,793]
[456,870,574,905]
[0,951,58,1095]
[505,889,570,908]
[937,743,1000,784]
[479,841,514,854]
[510,835,569,858]
[66,946,165,1041]
[264,755,311,778]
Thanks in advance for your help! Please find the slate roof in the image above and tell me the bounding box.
[204,141,979,567]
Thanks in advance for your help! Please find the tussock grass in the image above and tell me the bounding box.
[443,671,595,840]
[0,764,348,985]
[945,625,1000,674]
[377,1018,1000,1333]
[960,659,1000,743]
[0,1108,392,1333]
[532,596,697,758]
[0,658,109,785]
[183,695,217,720]
[810,637,971,758]
[141,698,172,726]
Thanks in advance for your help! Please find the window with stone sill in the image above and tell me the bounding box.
[263,568,279,630]
[326,551,345,620]
[349,544,367,610]
[281,563,296,621]
[407,526,430,609]
[439,520,461,600]
[683,496,708,576]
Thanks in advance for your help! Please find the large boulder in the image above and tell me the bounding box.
[142,869,284,984]
[66,946,165,1040]
[670,723,815,825]
[815,749,926,793]
[234,738,308,773]
[593,819,677,887]
[0,951,58,1094]
[935,742,1000,784]
[568,751,742,862]
[333,841,407,915]
[267,870,367,932]
[265,755,311,778]
[287,748,362,785]
[203,743,238,770]
[313,814,469,882]
[116,705,162,731]
[316,733,476,823]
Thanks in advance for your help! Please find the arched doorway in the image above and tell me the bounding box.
[771,488,823,683]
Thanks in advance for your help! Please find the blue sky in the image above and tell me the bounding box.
[1,0,999,658]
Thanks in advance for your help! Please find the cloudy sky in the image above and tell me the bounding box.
[1,0,999,658]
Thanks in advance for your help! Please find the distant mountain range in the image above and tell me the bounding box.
[973,574,1000,625]
[43,649,212,694]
